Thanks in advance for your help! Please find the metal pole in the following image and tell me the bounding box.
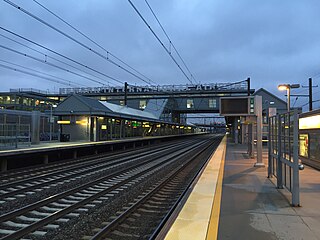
[277,114,283,188]
[247,77,251,96]
[292,109,300,206]
[49,105,52,141]
[309,78,313,111]
[287,87,290,112]
[268,117,272,177]
[124,82,128,106]
[254,96,264,167]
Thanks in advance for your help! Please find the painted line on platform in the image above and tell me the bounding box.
[206,136,226,240]
[164,136,227,240]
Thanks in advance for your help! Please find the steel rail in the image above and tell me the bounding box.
[0,138,209,239]
[90,136,221,239]
[0,138,187,183]
[0,140,195,200]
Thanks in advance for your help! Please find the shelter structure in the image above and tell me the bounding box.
[54,94,194,142]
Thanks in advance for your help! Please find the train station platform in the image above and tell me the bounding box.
[165,137,320,240]
[0,134,200,171]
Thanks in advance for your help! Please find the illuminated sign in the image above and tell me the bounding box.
[57,120,70,124]
[299,115,320,129]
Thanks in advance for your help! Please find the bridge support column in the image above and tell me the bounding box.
[254,96,264,167]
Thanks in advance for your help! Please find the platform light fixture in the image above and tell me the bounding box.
[278,83,300,112]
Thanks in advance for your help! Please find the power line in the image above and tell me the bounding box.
[0,62,78,87]
[4,0,153,86]
[0,33,111,86]
[0,58,86,87]
[128,0,193,84]
[0,26,123,85]
[0,44,107,86]
[32,0,156,86]
[144,0,197,84]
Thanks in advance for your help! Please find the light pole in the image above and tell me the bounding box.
[278,84,300,112]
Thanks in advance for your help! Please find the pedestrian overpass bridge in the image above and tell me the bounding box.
[58,79,253,121]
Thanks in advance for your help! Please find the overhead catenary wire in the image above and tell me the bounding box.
[0,62,78,87]
[32,0,156,86]
[0,26,122,86]
[0,33,111,86]
[144,0,198,84]
[4,0,154,86]
[0,44,107,86]
[0,58,86,87]
[128,0,193,84]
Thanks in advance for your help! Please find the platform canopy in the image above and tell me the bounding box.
[54,94,158,121]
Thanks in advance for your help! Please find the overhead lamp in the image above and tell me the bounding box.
[278,83,300,112]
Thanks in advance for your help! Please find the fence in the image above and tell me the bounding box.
[268,109,300,206]
[0,123,31,149]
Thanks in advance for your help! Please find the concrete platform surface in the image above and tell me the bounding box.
[218,142,320,240]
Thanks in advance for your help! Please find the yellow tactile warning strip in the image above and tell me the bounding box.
[206,137,226,240]
[164,136,227,240]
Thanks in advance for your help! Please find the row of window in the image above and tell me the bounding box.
[113,99,218,109]
[0,95,57,110]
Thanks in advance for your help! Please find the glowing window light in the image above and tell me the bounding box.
[101,125,107,130]
[76,120,87,125]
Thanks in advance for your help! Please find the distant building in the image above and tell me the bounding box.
[0,89,59,112]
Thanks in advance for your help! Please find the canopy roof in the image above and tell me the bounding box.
[54,94,159,121]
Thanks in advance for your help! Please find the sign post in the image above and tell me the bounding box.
[220,96,264,167]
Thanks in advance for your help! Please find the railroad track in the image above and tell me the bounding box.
[0,135,220,239]
[88,136,221,240]
[0,139,196,209]
[0,138,190,184]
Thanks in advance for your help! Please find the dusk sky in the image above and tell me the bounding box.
[0,0,319,110]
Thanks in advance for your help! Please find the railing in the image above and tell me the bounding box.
[10,88,50,95]
[0,124,31,149]
[268,109,300,206]
[59,81,248,95]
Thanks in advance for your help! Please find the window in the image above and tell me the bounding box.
[209,99,217,108]
[187,99,194,109]
[299,134,308,157]
[309,133,320,160]
[139,100,147,109]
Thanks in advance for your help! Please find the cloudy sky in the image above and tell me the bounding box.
[0,0,319,110]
